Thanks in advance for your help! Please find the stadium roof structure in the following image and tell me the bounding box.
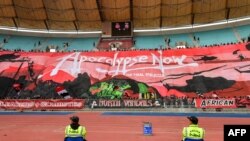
[0,0,249,34]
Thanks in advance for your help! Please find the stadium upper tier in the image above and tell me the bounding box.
[0,35,99,51]
[0,25,249,51]
[134,24,250,49]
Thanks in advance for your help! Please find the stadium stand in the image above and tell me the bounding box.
[167,33,193,48]
[69,38,99,51]
[0,35,5,42]
[0,35,99,52]
[0,24,249,51]
[133,35,165,49]
[132,25,249,50]
[3,36,43,51]
[97,37,133,51]
[193,28,238,46]
[236,24,250,41]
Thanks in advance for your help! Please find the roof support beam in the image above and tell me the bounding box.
[12,18,18,28]
[71,0,79,30]
[44,20,49,30]
[73,21,78,31]
[225,0,230,20]
[191,0,195,25]
[159,0,162,28]
[130,0,133,21]
[96,0,104,22]
[11,0,19,28]
[42,0,50,30]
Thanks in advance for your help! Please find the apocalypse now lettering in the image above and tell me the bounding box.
[51,51,198,76]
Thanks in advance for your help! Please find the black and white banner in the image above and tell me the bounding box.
[89,99,162,108]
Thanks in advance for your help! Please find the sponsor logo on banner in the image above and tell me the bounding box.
[195,98,236,108]
[90,99,162,108]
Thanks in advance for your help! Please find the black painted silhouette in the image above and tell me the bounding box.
[246,43,250,50]
[0,53,20,61]
[163,76,235,94]
[148,65,226,84]
[234,67,250,73]
[0,53,30,62]
[233,49,240,54]
[192,55,217,62]
[238,54,245,61]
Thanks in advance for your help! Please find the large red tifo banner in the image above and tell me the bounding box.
[0,43,250,99]
[0,99,84,110]
[195,98,237,108]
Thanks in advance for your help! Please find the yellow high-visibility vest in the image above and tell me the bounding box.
[182,124,205,140]
[65,125,86,138]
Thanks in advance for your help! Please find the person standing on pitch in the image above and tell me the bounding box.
[65,116,87,141]
[182,116,205,141]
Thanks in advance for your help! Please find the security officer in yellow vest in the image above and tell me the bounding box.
[182,116,205,141]
[65,116,87,141]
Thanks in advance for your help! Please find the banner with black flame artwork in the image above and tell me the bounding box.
[0,43,250,100]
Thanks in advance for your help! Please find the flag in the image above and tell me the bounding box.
[13,83,23,96]
[212,93,218,98]
[55,85,71,99]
